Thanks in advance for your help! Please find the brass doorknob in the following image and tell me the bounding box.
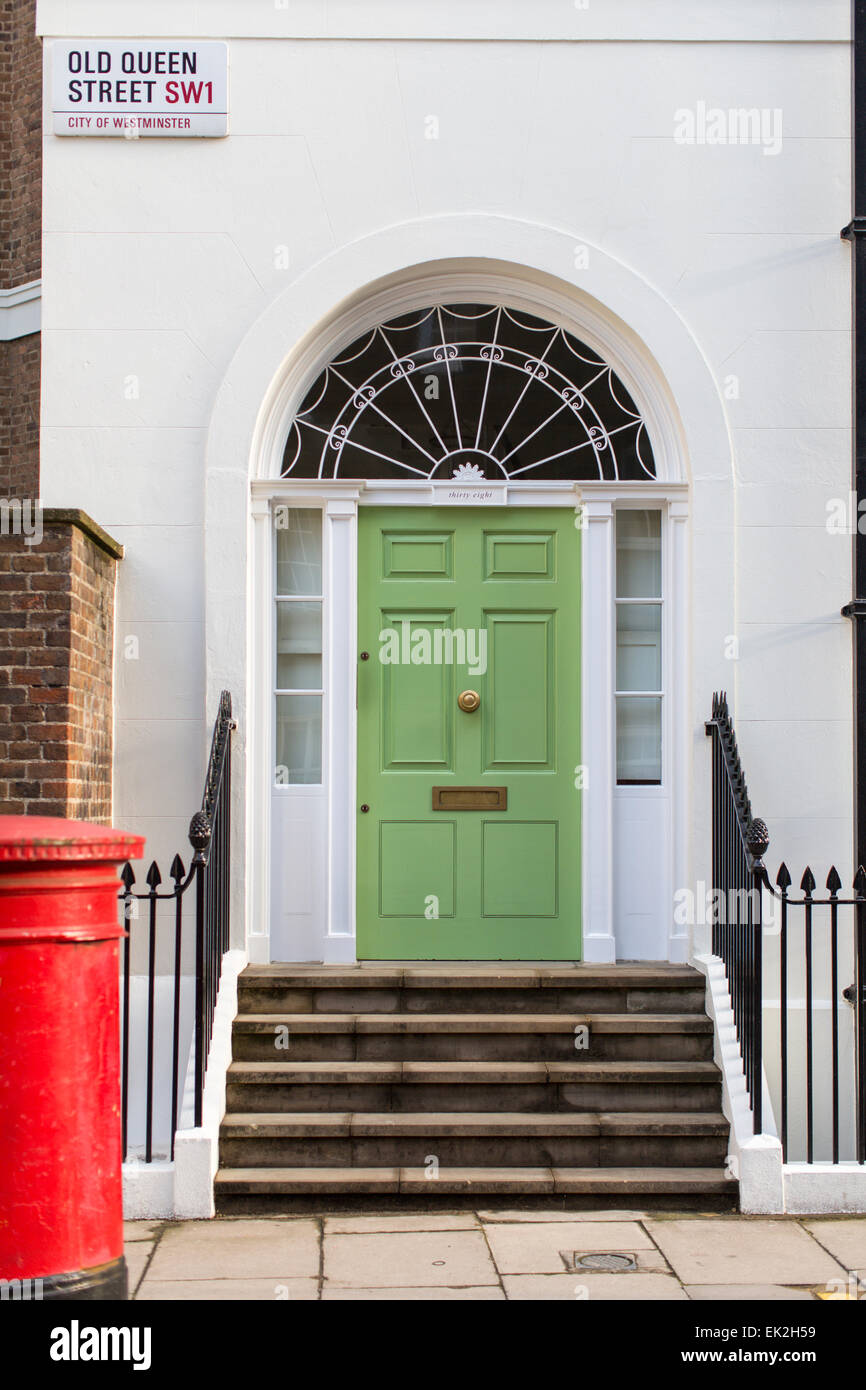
[458,690,480,713]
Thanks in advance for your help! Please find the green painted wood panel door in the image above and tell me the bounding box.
[356,507,581,960]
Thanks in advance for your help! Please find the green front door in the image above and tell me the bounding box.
[356,507,581,960]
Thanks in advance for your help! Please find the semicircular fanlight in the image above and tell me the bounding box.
[281,303,655,483]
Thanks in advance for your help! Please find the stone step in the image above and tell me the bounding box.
[214,1165,736,1215]
[231,1012,714,1062]
[241,965,703,985]
[219,1109,730,1169]
[224,1058,722,1114]
[237,964,706,1017]
[219,963,731,1208]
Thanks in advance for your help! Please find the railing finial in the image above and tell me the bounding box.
[745,818,769,863]
[188,810,212,855]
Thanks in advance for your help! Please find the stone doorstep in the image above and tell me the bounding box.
[219,1110,730,1138]
[226,1059,720,1084]
[239,964,703,989]
[231,1012,712,1034]
[223,964,727,1210]
[214,1166,732,1195]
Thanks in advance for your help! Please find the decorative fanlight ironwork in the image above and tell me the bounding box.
[281,303,655,482]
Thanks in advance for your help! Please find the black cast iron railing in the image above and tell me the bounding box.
[705,692,768,1134]
[119,691,235,1162]
[707,691,866,1163]
[770,865,866,1164]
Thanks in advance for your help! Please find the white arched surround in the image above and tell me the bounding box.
[204,216,734,964]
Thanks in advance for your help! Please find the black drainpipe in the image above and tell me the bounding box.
[842,0,866,874]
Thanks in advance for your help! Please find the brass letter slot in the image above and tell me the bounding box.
[432,786,508,811]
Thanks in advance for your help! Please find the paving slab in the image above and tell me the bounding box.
[479,1209,649,1223]
[321,1285,504,1300]
[645,1219,846,1285]
[124,1241,154,1293]
[803,1219,866,1272]
[146,1218,319,1281]
[124,1221,162,1242]
[503,1272,687,1300]
[323,1230,498,1288]
[686,1284,816,1301]
[136,1278,319,1301]
[485,1220,655,1274]
[324,1214,478,1234]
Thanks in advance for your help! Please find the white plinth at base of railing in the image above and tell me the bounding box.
[121,949,247,1220]
[695,953,784,1215]
[121,1159,175,1222]
[782,1163,866,1214]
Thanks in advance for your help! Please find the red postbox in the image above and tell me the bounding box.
[0,816,144,1299]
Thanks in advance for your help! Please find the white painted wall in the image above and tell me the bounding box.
[37,10,853,991]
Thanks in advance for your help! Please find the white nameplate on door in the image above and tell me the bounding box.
[431,483,507,506]
[52,41,229,137]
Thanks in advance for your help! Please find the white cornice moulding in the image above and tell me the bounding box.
[34,1,849,42]
[0,280,41,341]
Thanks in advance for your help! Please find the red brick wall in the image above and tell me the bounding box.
[67,524,116,821]
[0,6,122,824]
[0,331,40,500]
[1,0,42,288]
[0,0,42,503]
[0,515,119,822]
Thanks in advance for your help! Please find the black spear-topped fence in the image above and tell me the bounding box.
[770,863,866,1164]
[118,691,235,1162]
[707,692,866,1163]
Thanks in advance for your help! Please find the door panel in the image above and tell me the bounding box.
[484,530,556,580]
[383,531,454,579]
[381,612,455,769]
[379,821,456,918]
[357,506,580,960]
[481,821,558,917]
[485,612,554,769]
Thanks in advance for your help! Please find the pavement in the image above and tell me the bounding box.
[124,1209,866,1300]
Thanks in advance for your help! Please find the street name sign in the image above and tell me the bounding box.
[52,41,229,137]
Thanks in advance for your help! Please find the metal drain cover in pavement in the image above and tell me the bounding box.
[569,1252,637,1272]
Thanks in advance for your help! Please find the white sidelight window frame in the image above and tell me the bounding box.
[608,500,690,962]
[273,507,327,789]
